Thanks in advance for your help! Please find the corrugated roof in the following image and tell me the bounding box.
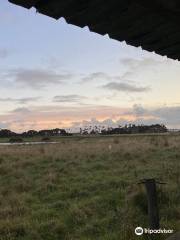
[9,0,180,60]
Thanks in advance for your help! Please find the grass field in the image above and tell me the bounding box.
[0,134,179,240]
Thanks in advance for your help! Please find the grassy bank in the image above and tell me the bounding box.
[0,135,179,240]
[0,132,175,143]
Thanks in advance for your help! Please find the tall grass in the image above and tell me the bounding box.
[0,135,179,240]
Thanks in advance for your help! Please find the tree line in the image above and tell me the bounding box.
[80,124,168,135]
[0,128,71,138]
[0,124,168,138]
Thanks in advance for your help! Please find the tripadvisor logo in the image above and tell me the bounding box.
[135,227,174,236]
[135,227,143,236]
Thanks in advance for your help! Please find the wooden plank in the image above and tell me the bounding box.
[8,0,180,60]
[9,0,37,9]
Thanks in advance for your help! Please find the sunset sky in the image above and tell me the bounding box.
[1,0,180,132]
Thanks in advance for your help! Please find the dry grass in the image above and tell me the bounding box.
[0,134,179,240]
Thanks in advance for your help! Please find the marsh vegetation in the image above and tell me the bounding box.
[0,134,179,240]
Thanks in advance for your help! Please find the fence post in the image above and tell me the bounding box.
[145,179,160,229]
[139,178,160,229]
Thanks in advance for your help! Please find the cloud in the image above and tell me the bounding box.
[0,97,40,104]
[0,104,128,132]
[71,118,119,129]
[12,107,31,114]
[102,82,150,93]
[1,103,180,132]
[152,106,180,126]
[132,104,147,116]
[70,117,160,130]
[53,95,87,103]
[119,57,180,81]
[129,104,180,127]
[82,72,110,82]
[5,68,72,89]
[0,122,9,129]
[0,49,9,58]
[82,72,121,83]
[120,57,166,71]
[81,57,170,84]
[82,69,151,94]
[70,104,180,129]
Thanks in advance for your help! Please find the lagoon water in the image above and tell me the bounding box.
[0,142,59,146]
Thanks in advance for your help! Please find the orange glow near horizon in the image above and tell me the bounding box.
[6,113,159,133]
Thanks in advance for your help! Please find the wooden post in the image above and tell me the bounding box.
[143,179,160,229]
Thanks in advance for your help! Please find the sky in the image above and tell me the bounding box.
[1,0,180,132]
